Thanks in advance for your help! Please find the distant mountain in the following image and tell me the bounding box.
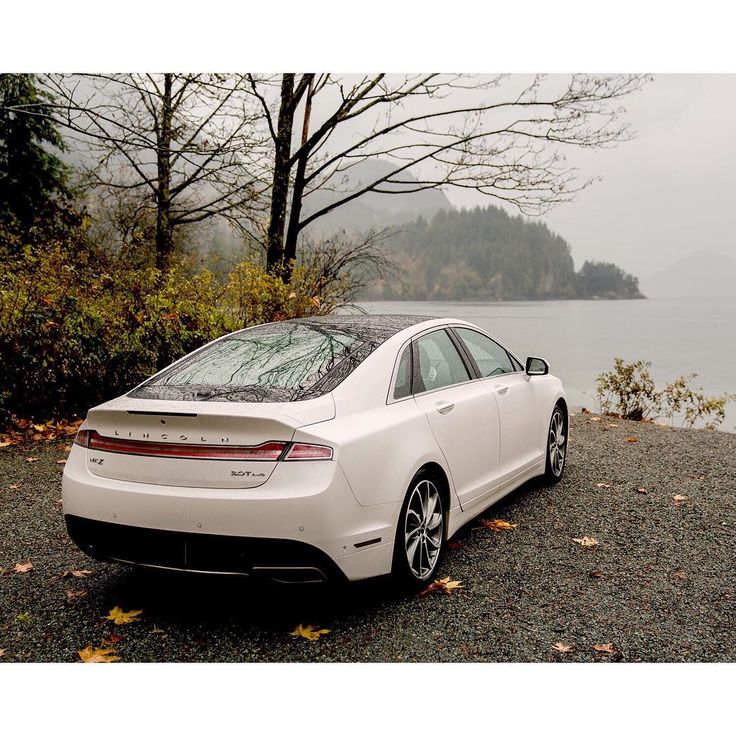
[302,159,453,233]
[364,206,643,301]
[640,250,736,297]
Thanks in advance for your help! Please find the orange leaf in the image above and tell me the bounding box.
[624,437,639,443]
[572,536,599,547]
[61,569,93,578]
[480,518,518,531]
[418,577,464,596]
[77,647,120,663]
[593,643,617,654]
[101,633,123,646]
[161,312,179,320]
[552,642,574,653]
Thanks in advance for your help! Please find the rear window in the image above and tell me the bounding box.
[129,320,387,402]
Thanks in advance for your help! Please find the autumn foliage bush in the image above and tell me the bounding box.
[0,240,337,422]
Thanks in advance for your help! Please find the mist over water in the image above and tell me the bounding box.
[358,295,736,432]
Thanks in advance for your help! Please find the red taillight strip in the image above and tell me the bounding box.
[283,442,333,461]
[82,430,287,461]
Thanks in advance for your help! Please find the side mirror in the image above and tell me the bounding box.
[525,356,549,376]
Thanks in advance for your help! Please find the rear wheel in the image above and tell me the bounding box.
[392,470,445,588]
[544,404,568,482]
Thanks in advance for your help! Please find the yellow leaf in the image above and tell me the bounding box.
[104,606,143,625]
[77,647,121,663]
[480,518,518,531]
[552,642,574,653]
[32,424,45,432]
[593,643,617,654]
[572,536,599,547]
[418,577,464,596]
[289,623,331,641]
[14,561,33,574]
[0,441,11,448]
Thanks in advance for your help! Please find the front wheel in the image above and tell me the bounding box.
[544,405,568,483]
[392,471,445,588]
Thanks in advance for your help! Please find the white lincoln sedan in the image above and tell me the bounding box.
[63,315,567,587]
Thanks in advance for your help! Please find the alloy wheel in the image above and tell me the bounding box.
[404,479,444,580]
[548,409,567,477]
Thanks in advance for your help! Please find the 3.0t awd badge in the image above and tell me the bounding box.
[231,470,266,477]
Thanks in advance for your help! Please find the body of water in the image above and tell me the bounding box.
[358,296,736,432]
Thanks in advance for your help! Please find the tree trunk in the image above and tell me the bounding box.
[266,74,296,272]
[155,73,173,271]
[283,75,314,276]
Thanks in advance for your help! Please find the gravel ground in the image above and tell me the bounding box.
[1,413,735,663]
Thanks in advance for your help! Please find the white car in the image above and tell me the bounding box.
[63,315,568,587]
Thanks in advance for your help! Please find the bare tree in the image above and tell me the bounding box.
[35,74,269,269]
[249,74,649,275]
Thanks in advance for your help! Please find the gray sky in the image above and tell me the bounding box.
[446,75,736,277]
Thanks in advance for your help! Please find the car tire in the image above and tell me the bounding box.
[544,404,568,483]
[391,469,446,589]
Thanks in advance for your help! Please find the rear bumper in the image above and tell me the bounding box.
[61,445,399,581]
[65,515,346,583]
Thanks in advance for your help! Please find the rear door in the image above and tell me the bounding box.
[411,329,501,508]
[452,327,542,477]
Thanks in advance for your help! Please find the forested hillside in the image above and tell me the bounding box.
[363,205,643,300]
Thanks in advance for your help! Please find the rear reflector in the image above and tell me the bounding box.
[74,429,333,461]
[283,442,334,461]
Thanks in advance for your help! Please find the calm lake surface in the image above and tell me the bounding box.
[358,296,736,432]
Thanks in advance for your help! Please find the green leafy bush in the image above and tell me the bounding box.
[0,242,335,422]
[596,358,733,429]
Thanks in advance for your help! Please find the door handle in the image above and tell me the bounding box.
[435,401,455,415]
[496,386,509,396]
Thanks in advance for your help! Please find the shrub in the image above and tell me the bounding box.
[596,358,733,429]
[0,243,338,422]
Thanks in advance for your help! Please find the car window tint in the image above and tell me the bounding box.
[455,328,516,377]
[414,330,470,394]
[393,345,412,399]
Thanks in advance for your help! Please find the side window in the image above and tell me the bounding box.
[455,328,516,377]
[413,330,470,394]
[393,345,412,400]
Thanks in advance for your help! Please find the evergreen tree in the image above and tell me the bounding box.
[0,74,70,239]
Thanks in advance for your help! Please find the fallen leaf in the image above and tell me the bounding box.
[480,518,518,531]
[101,633,123,646]
[16,612,31,623]
[0,441,11,448]
[589,416,602,422]
[61,569,93,578]
[673,570,688,581]
[624,437,639,443]
[55,459,66,465]
[448,539,465,550]
[418,577,464,596]
[289,623,331,641]
[77,647,120,663]
[673,494,687,507]
[607,423,619,428]
[32,423,45,432]
[0,649,5,657]
[14,561,33,574]
[150,626,166,635]
[637,487,648,494]
[161,312,179,320]
[25,457,39,463]
[66,589,88,601]
[552,642,574,653]
[589,570,605,578]
[572,536,599,547]
[594,482,612,488]
[593,643,617,654]
[9,484,20,490]
[104,607,143,625]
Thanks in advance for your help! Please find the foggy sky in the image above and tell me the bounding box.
[447,75,736,277]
